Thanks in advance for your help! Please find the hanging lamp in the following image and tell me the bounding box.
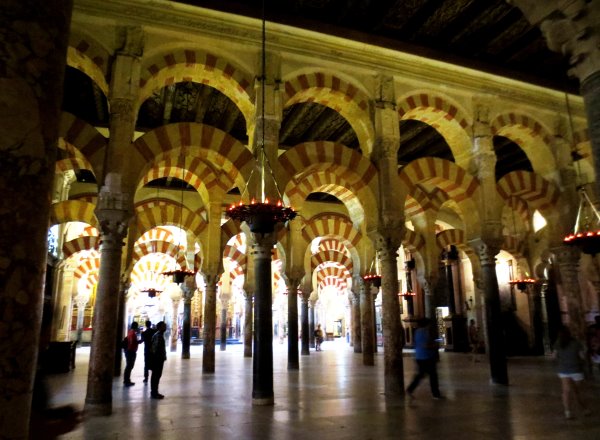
[363,252,382,287]
[162,154,196,284]
[562,93,600,255]
[225,1,296,233]
[506,198,536,290]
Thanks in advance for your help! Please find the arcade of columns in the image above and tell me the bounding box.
[1,0,600,438]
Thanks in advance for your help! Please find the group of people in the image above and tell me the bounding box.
[123,320,168,399]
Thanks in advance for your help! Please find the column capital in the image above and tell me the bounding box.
[550,243,581,265]
[469,238,501,266]
[369,221,405,255]
[202,271,220,288]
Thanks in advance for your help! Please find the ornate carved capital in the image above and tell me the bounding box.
[369,221,405,256]
[470,238,501,266]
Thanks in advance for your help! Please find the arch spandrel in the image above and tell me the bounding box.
[397,91,472,169]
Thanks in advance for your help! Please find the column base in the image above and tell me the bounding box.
[84,401,112,417]
[288,362,299,370]
[181,353,190,359]
[252,396,274,406]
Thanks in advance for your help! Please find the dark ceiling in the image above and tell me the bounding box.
[64,0,568,189]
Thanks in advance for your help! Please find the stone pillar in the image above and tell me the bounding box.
[84,187,131,416]
[360,280,375,366]
[351,276,363,353]
[75,294,89,346]
[243,289,253,358]
[202,272,219,373]
[181,278,195,359]
[169,290,181,352]
[540,280,552,355]
[220,294,230,351]
[251,231,277,405]
[511,1,600,194]
[422,277,436,319]
[300,291,310,355]
[286,277,301,370]
[471,239,508,385]
[114,282,128,377]
[372,288,379,353]
[372,227,405,395]
[553,245,586,339]
[309,299,316,348]
[0,1,72,436]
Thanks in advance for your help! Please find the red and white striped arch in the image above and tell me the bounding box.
[59,113,107,166]
[134,200,207,242]
[402,229,426,253]
[133,123,254,193]
[73,255,100,291]
[397,92,471,169]
[130,253,177,291]
[316,264,350,292]
[491,112,556,178]
[131,240,187,269]
[50,200,98,229]
[302,213,362,250]
[63,236,99,259]
[435,228,478,262]
[283,71,374,153]
[497,170,560,216]
[67,30,110,94]
[311,249,353,274]
[138,49,254,124]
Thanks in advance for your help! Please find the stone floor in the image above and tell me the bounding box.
[46,338,600,440]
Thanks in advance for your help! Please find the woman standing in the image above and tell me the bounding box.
[555,326,590,419]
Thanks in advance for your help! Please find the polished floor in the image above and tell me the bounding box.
[47,338,600,440]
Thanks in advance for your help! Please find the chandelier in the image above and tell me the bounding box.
[562,93,600,255]
[140,287,163,298]
[162,154,197,284]
[363,252,381,287]
[225,2,296,233]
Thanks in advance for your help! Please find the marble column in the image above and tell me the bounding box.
[202,272,219,373]
[85,188,131,416]
[287,277,301,370]
[472,239,508,385]
[169,291,181,352]
[243,289,253,358]
[220,294,230,351]
[372,289,379,353]
[114,282,128,377]
[181,278,195,359]
[553,245,586,339]
[351,276,363,353]
[309,299,316,348]
[360,281,375,366]
[374,228,405,395]
[300,292,310,355]
[0,1,72,436]
[511,1,600,195]
[540,280,552,355]
[251,231,277,405]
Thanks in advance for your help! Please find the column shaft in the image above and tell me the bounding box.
[287,288,299,369]
[203,275,218,373]
[220,305,228,351]
[182,297,191,359]
[252,234,275,405]
[300,296,310,355]
[361,285,375,366]
[243,291,253,358]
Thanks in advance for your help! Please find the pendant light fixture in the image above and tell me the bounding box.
[562,93,600,255]
[363,251,382,287]
[507,197,536,291]
[225,0,296,233]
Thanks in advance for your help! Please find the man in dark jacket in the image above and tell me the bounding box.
[141,320,157,383]
[150,321,167,399]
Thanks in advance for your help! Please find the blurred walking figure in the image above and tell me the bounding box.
[406,318,443,399]
[555,325,590,419]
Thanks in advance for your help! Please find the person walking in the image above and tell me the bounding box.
[123,321,139,387]
[141,320,157,384]
[150,321,167,399]
[555,325,590,419]
[406,318,443,399]
[314,324,324,351]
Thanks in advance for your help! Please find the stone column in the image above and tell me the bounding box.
[300,291,310,355]
[243,289,253,358]
[471,239,508,385]
[114,282,128,377]
[540,280,552,355]
[169,289,181,352]
[219,294,230,351]
[75,294,90,346]
[286,276,301,370]
[202,272,219,373]
[351,275,363,353]
[372,288,379,353]
[85,187,131,416]
[360,280,375,366]
[422,277,436,319]
[372,227,405,395]
[510,1,600,194]
[251,231,277,405]
[553,245,586,339]
[0,1,72,436]
[181,277,195,359]
[309,298,316,348]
